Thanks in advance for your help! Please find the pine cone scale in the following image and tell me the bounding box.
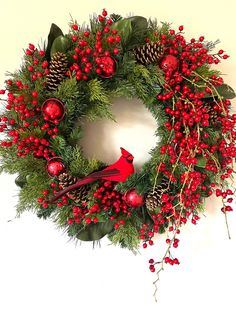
[58,173,89,204]
[134,42,164,65]
[145,178,169,212]
[46,52,68,91]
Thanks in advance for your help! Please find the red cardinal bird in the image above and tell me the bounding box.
[50,147,134,203]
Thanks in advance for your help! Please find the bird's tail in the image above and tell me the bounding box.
[49,177,94,203]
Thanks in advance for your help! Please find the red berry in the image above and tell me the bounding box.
[113,48,119,55]
[37,197,43,204]
[98,15,104,22]
[72,24,78,30]
[38,50,45,56]
[84,31,90,37]
[85,218,91,224]
[102,9,108,16]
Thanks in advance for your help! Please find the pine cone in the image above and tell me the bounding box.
[134,42,164,65]
[46,52,68,91]
[145,178,169,212]
[58,173,89,203]
[203,103,220,125]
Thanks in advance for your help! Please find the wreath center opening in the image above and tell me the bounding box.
[80,97,158,168]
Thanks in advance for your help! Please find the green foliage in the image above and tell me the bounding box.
[50,35,71,57]
[68,145,102,177]
[108,221,140,252]
[45,23,64,61]
[16,171,50,214]
[85,79,114,121]
[117,170,152,195]
[76,221,114,241]
[111,16,148,50]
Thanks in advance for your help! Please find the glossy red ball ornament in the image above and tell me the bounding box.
[160,55,179,72]
[97,56,116,78]
[124,189,144,208]
[42,98,65,123]
[46,157,65,176]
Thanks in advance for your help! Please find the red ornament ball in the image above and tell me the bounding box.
[42,98,65,123]
[124,189,144,208]
[46,157,65,176]
[160,55,179,72]
[97,56,116,78]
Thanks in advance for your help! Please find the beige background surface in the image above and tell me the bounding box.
[0,0,236,313]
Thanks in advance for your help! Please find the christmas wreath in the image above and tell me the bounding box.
[0,9,236,298]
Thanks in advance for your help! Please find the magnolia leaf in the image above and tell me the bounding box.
[111,16,148,48]
[216,84,236,99]
[111,18,132,43]
[130,16,148,34]
[50,35,71,57]
[196,157,207,168]
[202,84,236,99]
[15,175,27,188]
[45,23,64,61]
[77,221,114,241]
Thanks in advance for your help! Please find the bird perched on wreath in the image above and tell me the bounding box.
[50,147,134,203]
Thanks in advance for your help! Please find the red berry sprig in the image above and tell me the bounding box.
[69,9,121,80]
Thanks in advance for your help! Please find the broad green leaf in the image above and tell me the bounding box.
[45,23,64,61]
[202,84,236,99]
[130,16,148,35]
[111,16,148,49]
[77,221,114,241]
[111,18,132,44]
[15,175,27,188]
[50,35,71,57]
[216,84,236,99]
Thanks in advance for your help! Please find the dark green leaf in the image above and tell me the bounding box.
[15,175,27,188]
[50,35,71,57]
[111,16,148,49]
[77,221,114,241]
[111,18,132,44]
[45,23,64,61]
[130,16,148,35]
[216,84,236,99]
[202,84,236,99]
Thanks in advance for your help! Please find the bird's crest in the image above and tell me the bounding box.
[120,147,134,161]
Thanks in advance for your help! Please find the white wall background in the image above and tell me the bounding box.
[0,1,236,313]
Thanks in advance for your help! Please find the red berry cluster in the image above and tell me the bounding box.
[69,9,121,80]
[0,45,59,159]
[145,25,236,283]
[43,180,131,228]
[87,181,131,229]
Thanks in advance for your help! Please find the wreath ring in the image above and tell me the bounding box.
[0,9,235,295]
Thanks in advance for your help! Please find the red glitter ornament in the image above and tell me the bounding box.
[160,55,179,72]
[96,55,116,78]
[124,189,144,208]
[46,157,65,176]
[42,98,65,123]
